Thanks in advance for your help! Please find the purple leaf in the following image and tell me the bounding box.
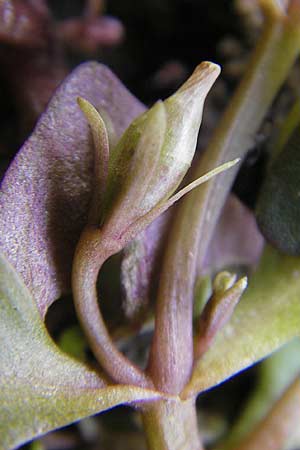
[121,210,172,324]
[120,195,263,319]
[0,61,145,317]
[201,194,264,275]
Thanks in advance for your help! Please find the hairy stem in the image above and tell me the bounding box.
[72,226,152,388]
[148,6,300,394]
[141,397,203,450]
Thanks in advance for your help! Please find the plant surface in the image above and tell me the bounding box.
[1,1,300,450]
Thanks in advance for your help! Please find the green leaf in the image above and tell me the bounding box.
[216,339,300,450]
[0,252,162,449]
[183,246,300,398]
[58,325,87,361]
[256,126,300,255]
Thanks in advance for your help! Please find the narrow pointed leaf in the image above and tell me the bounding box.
[0,252,162,450]
[160,158,240,213]
[77,97,110,224]
[123,159,240,243]
[0,62,145,317]
[183,246,300,398]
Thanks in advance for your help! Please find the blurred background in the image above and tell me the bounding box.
[0,0,253,164]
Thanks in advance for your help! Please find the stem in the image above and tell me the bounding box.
[72,226,153,388]
[141,397,203,450]
[148,8,300,394]
[233,377,300,450]
[181,10,300,270]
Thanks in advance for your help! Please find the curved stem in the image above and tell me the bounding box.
[72,225,153,388]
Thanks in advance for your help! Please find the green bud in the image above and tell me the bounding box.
[78,62,239,242]
[103,61,221,233]
[213,271,237,294]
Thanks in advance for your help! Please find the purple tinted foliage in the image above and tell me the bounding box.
[121,210,172,325]
[121,195,263,318]
[0,62,144,317]
[201,194,264,275]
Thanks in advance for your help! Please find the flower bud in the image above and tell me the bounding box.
[103,62,220,231]
[79,62,239,242]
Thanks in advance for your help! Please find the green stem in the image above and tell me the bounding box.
[141,397,203,450]
[148,7,300,394]
[179,9,300,271]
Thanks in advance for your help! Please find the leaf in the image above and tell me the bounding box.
[0,61,145,317]
[216,339,300,450]
[121,195,263,325]
[121,210,172,324]
[229,377,300,450]
[0,252,162,449]
[182,246,300,398]
[202,195,264,275]
[256,126,300,255]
